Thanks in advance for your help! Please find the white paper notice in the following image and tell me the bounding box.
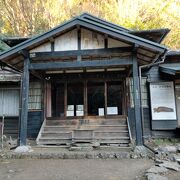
[107,107,118,115]
[98,108,104,116]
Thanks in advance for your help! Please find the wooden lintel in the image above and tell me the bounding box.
[29,58,132,70]
[30,47,133,60]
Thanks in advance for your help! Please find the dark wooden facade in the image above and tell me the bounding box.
[1,13,175,147]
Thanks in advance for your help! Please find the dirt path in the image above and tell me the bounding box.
[0,159,153,180]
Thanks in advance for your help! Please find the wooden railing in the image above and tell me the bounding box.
[36,118,46,145]
[127,117,132,143]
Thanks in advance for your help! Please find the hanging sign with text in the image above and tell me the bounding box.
[150,81,177,120]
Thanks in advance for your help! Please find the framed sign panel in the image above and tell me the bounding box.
[150,81,177,120]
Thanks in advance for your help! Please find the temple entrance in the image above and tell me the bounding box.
[51,79,124,118]
[87,82,105,116]
[67,82,84,117]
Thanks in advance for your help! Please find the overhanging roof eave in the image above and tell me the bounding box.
[159,63,180,75]
[77,18,167,53]
[0,15,167,62]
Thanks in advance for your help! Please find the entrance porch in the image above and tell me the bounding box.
[37,70,132,146]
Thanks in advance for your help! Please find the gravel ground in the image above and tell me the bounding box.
[0,159,153,180]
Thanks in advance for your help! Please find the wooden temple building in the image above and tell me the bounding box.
[0,13,179,147]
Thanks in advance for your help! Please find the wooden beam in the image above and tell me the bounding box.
[77,27,81,61]
[29,47,133,60]
[19,57,30,146]
[132,47,143,146]
[29,58,132,70]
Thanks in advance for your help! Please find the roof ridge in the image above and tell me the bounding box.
[79,12,130,32]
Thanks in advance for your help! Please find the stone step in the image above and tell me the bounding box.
[46,119,127,126]
[44,125,128,132]
[94,131,129,138]
[41,132,72,138]
[38,139,72,145]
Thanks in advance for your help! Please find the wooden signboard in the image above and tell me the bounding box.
[150,81,177,120]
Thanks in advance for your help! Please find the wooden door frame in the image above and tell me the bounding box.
[45,77,127,119]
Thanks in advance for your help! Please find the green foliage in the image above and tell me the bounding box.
[0,0,179,49]
[154,138,180,146]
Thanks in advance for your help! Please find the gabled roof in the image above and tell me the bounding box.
[0,13,167,65]
[131,29,170,43]
[167,50,180,56]
[2,37,30,47]
[79,12,130,32]
[81,13,169,43]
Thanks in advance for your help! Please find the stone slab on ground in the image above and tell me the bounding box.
[146,173,168,180]
[133,145,154,159]
[173,154,180,164]
[158,161,180,171]
[146,165,168,174]
[1,147,131,159]
[157,146,177,154]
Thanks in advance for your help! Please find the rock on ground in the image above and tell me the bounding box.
[157,146,177,153]
[158,161,180,172]
[146,165,168,174]
[146,173,169,180]
[14,146,33,153]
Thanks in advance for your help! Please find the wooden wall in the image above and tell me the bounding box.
[128,107,177,139]
[27,111,43,138]
[30,28,130,53]
[127,66,179,139]
[3,111,43,139]
[54,29,78,51]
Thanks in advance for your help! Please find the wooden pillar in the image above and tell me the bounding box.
[84,80,88,117]
[19,57,30,146]
[46,81,52,117]
[64,82,67,117]
[132,48,143,146]
[104,81,107,117]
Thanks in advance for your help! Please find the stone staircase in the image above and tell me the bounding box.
[36,116,132,147]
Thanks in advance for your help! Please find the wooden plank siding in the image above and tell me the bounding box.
[27,111,43,138]
[29,28,132,53]
[126,65,178,139]
[54,29,78,51]
[3,111,43,139]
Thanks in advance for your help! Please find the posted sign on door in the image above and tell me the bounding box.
[150,81,177,120]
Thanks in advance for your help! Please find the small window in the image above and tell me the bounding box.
[28,82,42,110]
[129,77,148,107]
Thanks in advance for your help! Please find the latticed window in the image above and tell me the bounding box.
[28,82,42,110]
[129,77,148,107]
